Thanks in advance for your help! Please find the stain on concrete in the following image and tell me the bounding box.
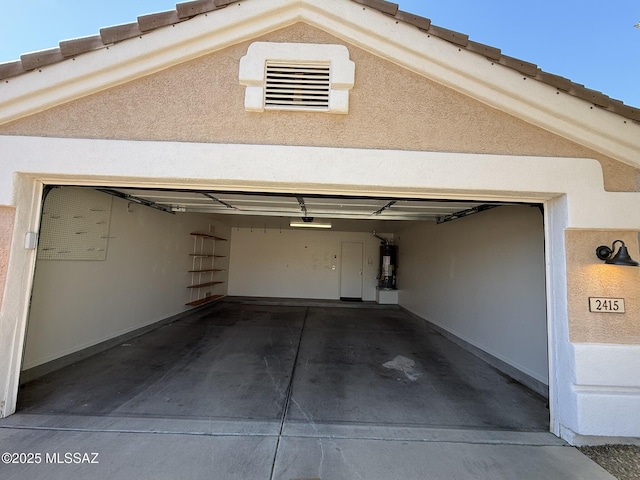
[383,355,420,381]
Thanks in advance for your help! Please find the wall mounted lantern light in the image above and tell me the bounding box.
[595,240,639,266]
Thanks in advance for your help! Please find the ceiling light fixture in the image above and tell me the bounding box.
[290,219,332,229]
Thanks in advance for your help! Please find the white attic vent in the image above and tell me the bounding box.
[265,62,330,110]
[240,42,355,114]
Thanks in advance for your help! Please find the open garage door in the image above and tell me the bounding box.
[16,185,549,440]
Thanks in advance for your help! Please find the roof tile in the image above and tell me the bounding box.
[0,60,25,80]
[20,48,65,71]
[352,0,399,16]
[466,40,501,61]
[427,25,469,47]
[176,0,220,19]
[535,71,572,91]
[608,102,640,122]
[394,10,430,31]
[59,35,105,58]
[138,10,182,32]
[498,55,538,77]
[100,22,143,45]
[571,84,610,108]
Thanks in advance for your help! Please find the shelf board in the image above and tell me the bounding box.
[189,254,227,258]
[185,295,225,307]
[188,269,225,273]
[191,232,227,241]
[187,281,225,289]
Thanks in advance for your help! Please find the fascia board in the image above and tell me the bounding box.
[0,0,638,169]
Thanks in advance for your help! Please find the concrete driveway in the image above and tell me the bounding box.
[0,301,615,479]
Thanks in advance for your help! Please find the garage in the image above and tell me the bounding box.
[1,0,639,450]
[16,184,549,438]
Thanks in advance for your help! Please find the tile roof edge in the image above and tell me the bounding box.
[351,0,399,16]
[20,47,65,71]
[0,0,637,124]
[137,10,184,32]
[59,35,105,58]
[393,10,430,31]
[0,60,25,79]
[176,0,222,19]
[427,24,469,46]
[99,22,144,45]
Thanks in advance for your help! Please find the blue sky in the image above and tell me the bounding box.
[1,0,638,106]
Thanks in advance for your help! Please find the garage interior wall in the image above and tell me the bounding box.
[228,228,386,301]
[22,189,230,370]
[396,205,549,386]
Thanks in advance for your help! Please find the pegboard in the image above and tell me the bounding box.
[38,188,113,261]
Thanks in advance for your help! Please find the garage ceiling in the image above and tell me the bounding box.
[99,188,518,232]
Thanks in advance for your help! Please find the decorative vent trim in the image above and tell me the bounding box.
[265,62,331,110]
[239,42,355,114]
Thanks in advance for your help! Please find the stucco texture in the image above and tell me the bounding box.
[0,207,16,315]
[0,23,636,192]
[566,229,640,343]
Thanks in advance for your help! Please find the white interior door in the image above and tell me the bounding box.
[340,242,363,299]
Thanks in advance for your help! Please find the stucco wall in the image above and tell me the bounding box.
[397,205,548,384]
[0,207,15,316]
[0,23,635,192]
[565,229,640,344]
[23,190,230,369]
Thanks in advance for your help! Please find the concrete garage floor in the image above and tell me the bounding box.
[0,300,615,479]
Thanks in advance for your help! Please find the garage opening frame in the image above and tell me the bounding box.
[2,137,639,443]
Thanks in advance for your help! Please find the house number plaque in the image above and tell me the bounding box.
[589,297,625,313]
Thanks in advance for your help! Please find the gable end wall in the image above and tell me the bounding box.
[0,23,636,192]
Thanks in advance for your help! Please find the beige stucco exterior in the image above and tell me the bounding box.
[0,23,637,192]
[0,207,16,315]
[566,229,640,344]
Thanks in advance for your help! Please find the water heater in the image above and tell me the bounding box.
[374,232,397,289]
[379,244,398,289]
